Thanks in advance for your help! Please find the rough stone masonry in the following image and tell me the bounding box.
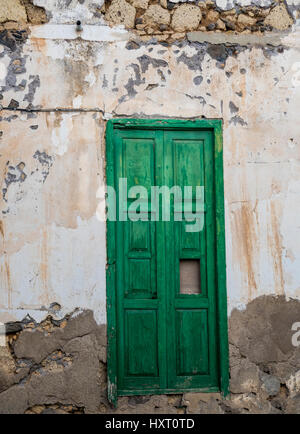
[0,0,300,414]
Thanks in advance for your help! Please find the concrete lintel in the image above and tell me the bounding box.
[29,24,129,42]
[187,31,299,47]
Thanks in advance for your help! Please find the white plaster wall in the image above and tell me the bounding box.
[0,22,300,324]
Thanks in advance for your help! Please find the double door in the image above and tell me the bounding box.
[113,127,219,395]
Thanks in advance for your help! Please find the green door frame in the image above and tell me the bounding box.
[106,119,229,406]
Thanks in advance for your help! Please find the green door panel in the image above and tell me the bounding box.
[125,309,158,376]
[115,129,167,392]
[176,309,209,376]
[106,120,229,404]
[164,130,218,390]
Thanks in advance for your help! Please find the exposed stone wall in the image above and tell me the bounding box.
[0,0,48,29]
[0,0,296,42]
[0,296,300,413]
[103,0,295,42]
[0,0,47,51]
[0,310,107,414]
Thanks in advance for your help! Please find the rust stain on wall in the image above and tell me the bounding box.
[40,227,49,305]
[269,200,285,296]
[234,203,258,300]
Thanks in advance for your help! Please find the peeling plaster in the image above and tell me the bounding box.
[0,12,300,325]
[50,114,73,155]
[32,0,106,25]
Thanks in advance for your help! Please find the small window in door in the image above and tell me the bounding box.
[180,259,201,294]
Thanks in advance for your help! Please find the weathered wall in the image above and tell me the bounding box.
[0,0,300,414]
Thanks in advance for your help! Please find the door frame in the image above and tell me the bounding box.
[105,119,229,406]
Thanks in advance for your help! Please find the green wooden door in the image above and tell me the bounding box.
[106,120,228,403]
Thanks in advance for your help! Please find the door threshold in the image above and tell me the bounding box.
[118,386,221,397]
